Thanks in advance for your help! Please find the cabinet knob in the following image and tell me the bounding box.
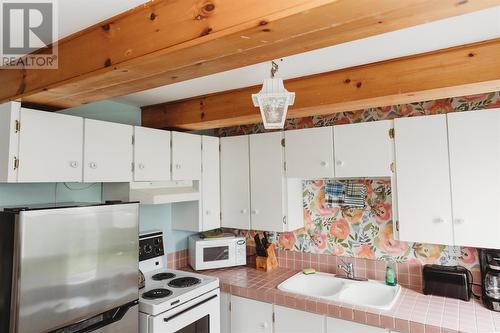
[206,210,211,215]
[89,162,97,169]
[240,209,247,214]
[259,322,268,329]
[433,218,445,224]
[320,161,329,167]
[252,209,260,215]
[138,163,145,170]
[69,161,79,168]
[175,164,181,169]
[336,160,344,167]
[454,218,465,225]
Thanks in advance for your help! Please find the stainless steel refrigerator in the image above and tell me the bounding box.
[0,202,139,333]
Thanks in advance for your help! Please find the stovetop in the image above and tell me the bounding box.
[138,231,219,316]
[139,268,219,316]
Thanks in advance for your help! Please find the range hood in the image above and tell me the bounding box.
[103,181,200,205]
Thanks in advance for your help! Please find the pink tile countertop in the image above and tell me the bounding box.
[184,266,500,333]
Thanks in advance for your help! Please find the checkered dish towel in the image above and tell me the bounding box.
[325,182,345,207]
[343,183,366,208]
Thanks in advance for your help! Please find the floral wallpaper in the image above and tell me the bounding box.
[215,91,500,137]
[219,91,500,270]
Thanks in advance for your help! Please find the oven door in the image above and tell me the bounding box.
[197,240,235,270]
[150,289,220,333]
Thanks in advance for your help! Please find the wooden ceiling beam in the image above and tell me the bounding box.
[1,0,498,108]
[141,38,500,130]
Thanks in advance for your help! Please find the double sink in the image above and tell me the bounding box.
[277,271,401,311]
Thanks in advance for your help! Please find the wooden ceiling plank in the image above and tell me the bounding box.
[141,38,500,130]
[1,0,497,108]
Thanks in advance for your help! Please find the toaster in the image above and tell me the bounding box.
[422,265,471,301]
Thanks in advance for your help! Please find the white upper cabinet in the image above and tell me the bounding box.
[334,120,393,178]
[84,119,133,182]
[18,109,84,183]
[220,135,251,230]
[0,102,19,182]
[133,127,171,182]
[284,126,335,178]
[249,132,287,232]
[394,115,453,245]
[201,135,221,231]
[274,305,325,333]
[0,102,84,183]
[171,131,201,180]
[448,108,500,248]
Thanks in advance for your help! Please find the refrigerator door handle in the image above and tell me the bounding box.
[49,300,138,333]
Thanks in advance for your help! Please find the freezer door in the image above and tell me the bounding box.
[15,204,139,333]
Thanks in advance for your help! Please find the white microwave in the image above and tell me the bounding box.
[188,235,246,270]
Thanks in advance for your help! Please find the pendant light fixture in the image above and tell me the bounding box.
[252,61,295,129]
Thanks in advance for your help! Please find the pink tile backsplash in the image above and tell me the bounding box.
[273,248,425,292]
[167,249,188,269]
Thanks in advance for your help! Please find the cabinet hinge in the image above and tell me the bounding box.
[283,162,286,172]
[281,138,285,147]
[389,128,395,139]
[395,220,400,231]
[13,157,19,170]
[220,212,222,221]
[390,162,395,173]
[131,135,135,145]
[131,162,134,172]
[229,301,231,312]
[15,120,20,133]
[283,216,287,225]
[272,312,275,323]
[219,143,221,152]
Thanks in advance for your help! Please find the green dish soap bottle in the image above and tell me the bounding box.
[385,261,397,286]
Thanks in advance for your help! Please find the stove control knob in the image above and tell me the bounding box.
[154,238,162,245]
[144,244,153,254]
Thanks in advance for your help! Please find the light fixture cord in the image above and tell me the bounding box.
[270,61,279,78]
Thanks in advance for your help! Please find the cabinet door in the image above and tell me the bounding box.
[448,109,500,248]
[220,292,231,333]
[327,317,386,333]
[334,120,393,178]
[275,305,325,333]
[0,102,20,182]
[84,119,133,182]
[250,132,286,232]
[230,296,273,333]
[18,108,83,182]
[394,115,453,245]
[220,136,251,230]
[171,131,201,180]
[133,127,171,181]
[285,126,334,178]
[201,135,221,231]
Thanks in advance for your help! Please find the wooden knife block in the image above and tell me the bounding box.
[256,244,278,272]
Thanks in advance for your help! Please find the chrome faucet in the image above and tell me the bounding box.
[337,258,355,280]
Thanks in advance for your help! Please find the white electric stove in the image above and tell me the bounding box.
[139,231,220,333]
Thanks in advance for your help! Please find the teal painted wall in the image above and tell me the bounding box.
[139,204,194,253]
[1,100,194,254]
[0,182,101,207]
[59,100,141,125]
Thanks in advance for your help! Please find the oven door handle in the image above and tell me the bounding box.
[163,295,218,323]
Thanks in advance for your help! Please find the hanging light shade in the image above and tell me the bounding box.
[252,61,295,129]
